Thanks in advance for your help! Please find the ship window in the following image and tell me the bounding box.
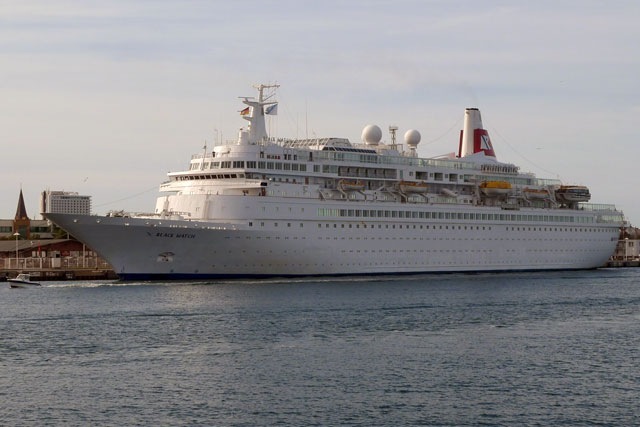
[221,161,231,168]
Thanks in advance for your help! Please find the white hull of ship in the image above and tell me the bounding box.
[46,202,620,280]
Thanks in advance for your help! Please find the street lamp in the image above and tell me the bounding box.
[13,232,20,269]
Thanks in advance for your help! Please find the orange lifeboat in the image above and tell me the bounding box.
[480,181,512,196]
[523,188,550,199]
[399,181,428,193]
[338,179,365,191]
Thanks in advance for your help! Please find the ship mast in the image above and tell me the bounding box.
[239,83,279,144]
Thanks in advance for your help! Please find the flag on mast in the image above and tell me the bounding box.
[265,104,278,115]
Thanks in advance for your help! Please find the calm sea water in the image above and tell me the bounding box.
[1,269,639,426]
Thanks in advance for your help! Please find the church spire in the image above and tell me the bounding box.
[15,189,29,220]
[13,189,31,238]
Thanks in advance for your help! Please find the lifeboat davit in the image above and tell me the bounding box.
[555,185,590,203]
[480,181,512,196]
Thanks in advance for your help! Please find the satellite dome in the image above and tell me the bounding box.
[404,129,421,147]
[362,124,382,145]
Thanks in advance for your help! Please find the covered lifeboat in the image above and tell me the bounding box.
[479,181,512,196]
[555,185,591,203]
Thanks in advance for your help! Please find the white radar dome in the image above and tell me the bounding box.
[404,129,421,147]
[361,124,382,145]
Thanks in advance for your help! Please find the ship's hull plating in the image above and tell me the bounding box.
[46,211,620,281]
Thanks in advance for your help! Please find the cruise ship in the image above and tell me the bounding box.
[46,84,624,280]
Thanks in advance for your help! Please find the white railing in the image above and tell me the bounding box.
[3,257,112,270]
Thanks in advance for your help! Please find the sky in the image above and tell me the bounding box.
[2,0,639,224]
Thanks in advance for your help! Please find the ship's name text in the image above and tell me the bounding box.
[154,232,196,239]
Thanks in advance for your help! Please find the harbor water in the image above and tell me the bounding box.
[2,269,639,426]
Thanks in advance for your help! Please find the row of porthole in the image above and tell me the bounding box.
[316,236,607,242]
[210,259,589,269]
[248,221,612,234]
[338,248,600,254]
[212,248,599,256]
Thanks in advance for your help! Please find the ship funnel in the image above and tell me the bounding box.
[458,108,496,160]
[238,128,249,145]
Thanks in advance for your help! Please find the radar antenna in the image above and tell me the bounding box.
[389,125,398,150]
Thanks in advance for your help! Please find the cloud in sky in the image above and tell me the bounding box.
[1,0,639,223]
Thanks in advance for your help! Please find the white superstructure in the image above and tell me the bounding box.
[46,84,624,280]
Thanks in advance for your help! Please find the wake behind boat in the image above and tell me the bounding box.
[46,84,624,280]
[8,273,41,288]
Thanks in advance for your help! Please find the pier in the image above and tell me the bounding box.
[605,260,640,268]
[1,239,116,281]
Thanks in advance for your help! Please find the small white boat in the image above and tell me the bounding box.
[8,273,41,288]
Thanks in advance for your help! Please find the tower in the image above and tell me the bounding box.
[13,189,31,239]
